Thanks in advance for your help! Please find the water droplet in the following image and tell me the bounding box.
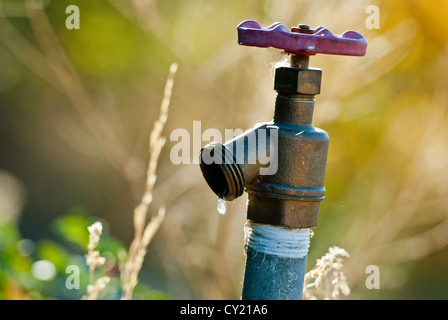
[217,198,227,215]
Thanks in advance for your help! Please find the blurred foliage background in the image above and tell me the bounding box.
[1,0,448,299]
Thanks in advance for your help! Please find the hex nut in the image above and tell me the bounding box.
[274,67,322,95]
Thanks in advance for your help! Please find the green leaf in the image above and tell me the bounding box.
[36,240,72,272]
[133,283,171,300]
[0,221,20,252]
[52,209,90,249]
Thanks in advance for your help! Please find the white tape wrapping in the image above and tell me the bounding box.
[244,221,311,258]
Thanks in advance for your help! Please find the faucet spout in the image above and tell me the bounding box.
[199,123,278,201]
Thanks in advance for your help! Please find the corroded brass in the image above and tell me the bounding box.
[245,92,329,228]
[200,55,329,228]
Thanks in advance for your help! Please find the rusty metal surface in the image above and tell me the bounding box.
[274,68,322,95]
[200,121,278,201]
[200,91,329,227]
[199,142,245,201]
[245,92,329,228]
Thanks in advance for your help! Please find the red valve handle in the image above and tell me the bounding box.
[237,20,367,56]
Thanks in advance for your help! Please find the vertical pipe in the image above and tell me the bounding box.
[241,222,311,300]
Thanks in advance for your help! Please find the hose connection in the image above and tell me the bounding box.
[200,124,278,201]
[199,142,245,201]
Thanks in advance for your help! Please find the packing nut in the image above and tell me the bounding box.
[274,67,322,95]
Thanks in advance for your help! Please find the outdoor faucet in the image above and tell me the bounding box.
[199,20,367,300]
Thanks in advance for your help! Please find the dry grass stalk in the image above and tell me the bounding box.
[87,277,111,300]
[23,1,131,173]
[85,222,110,300]
[303,246,350,300]
[120,63,177,300]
